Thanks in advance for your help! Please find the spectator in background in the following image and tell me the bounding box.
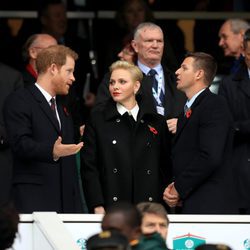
[21,33,57,86]
[218,18,250,74]
[86,230,131,250]
[163,52,238,214]
[137,202,169,240]
[101,202,142,246]
[0,202,19,250]
[96,0,179,78]
[117,39,137,64]
[101,202,168,250]
[81,60,172,214]
[218,28,250,214]
[0,62,23,205]
[3,45,83,213]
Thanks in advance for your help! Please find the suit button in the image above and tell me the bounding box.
[113,168,118,173]
[248,159,250,162]
[116,118,120,123]
[112,140,117,144]
[113,196,118,201]
[148,197,153,202]
[140,119,144,123]
[147,170,151,175]
[146,142,151,147]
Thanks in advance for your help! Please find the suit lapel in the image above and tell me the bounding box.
[239,78,250,98]
[27,85,61,133]
[174,88,210,143]
[174,111,189,143]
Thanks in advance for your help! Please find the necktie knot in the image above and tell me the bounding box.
[148,69,158,93]
[50,98,56,111]
[147,69,157,77]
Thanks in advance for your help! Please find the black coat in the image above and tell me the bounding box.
[172,88,237,214]
[218,64,250,209]
[81,98,172,211]
[95,66,186,119]
[3,84,82,213]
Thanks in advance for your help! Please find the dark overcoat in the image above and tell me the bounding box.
[219,64,250,210]
[172,88,237,214]
[3,84,82,213]
[81,98,172,211]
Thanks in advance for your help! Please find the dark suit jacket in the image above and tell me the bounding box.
[81,98,172,212]
[0,62,23,205]
[172,88,237,214]
[21,67,36,87]
[95,66,186,119]
[218,64,250,209]
[3,84,82,213]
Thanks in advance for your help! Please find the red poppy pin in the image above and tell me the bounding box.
[185,108,192,118]
[63,106,70,116]
[148,125,158,135]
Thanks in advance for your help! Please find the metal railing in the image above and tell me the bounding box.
[0,10,249,20]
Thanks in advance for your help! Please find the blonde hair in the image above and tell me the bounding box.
[109,60,143,82]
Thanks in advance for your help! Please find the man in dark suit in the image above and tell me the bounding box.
[218,29,250,214]
[3,45,83,213]
[163,52,237,214]
[0,62,23,205]
[95,22,186,134]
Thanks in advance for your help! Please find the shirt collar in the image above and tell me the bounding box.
[116,102,139,121]
[185,88,206,109]
[35,83,55,104]
[137,61,162,75]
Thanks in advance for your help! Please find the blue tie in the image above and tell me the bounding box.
[148,69,158,93]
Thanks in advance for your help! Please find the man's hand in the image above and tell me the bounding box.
[163,182,180,207]
[94,206,105,214]
[167,118,178,134]
[53,136,83,159]
[79,124,85,137]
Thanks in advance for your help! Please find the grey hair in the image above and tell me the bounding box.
[229,19,250,34]
[133,22,163,40]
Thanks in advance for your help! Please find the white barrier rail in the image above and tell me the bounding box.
[13,213,250,250]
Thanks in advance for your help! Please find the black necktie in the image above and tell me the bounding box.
[147,69,158,93]
[50,97,56,116]
[50,98,61,129]
[50,97,59,122]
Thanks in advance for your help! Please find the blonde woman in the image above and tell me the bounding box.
[81,61,172,214]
